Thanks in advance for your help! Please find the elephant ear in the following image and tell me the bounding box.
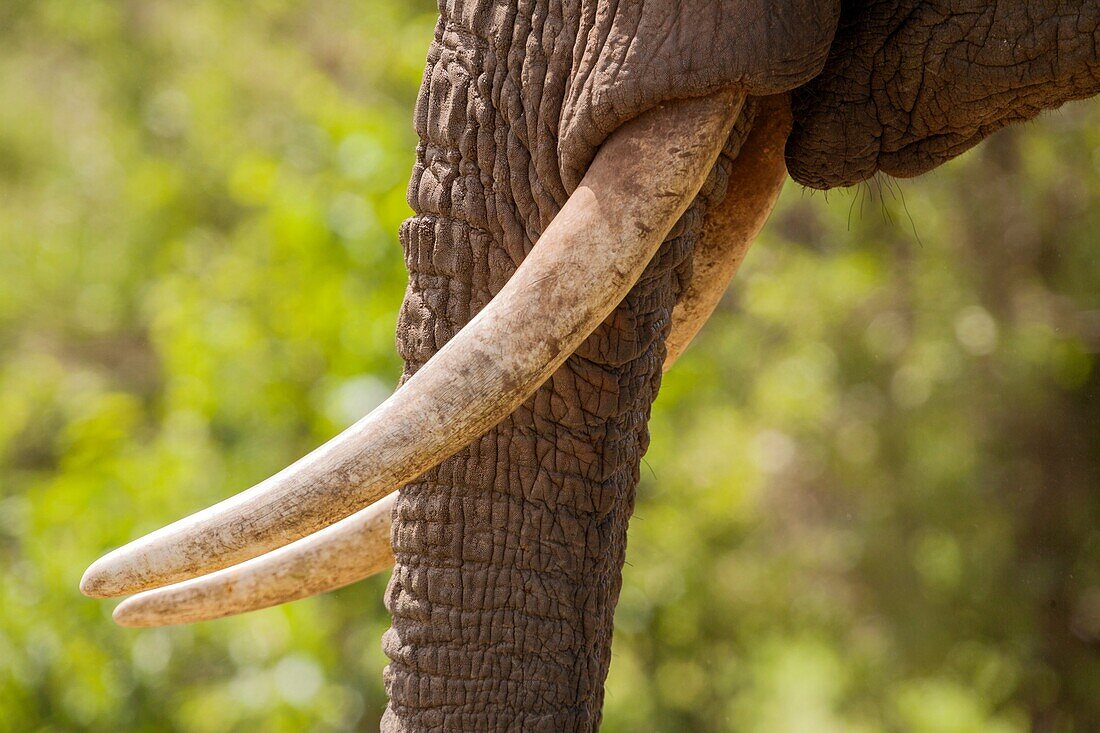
[787,0,1100,189]
[558,0,841,188]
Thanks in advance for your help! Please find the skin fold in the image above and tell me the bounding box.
[81,1,1100,730]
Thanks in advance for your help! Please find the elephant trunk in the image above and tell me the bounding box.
[381,13,747,733]
[384,234,685,729]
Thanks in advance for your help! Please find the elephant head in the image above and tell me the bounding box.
[82,1,1099,730]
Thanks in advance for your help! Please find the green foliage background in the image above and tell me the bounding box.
[1,2,1098,731]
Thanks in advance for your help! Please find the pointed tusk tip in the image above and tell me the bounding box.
[80,554,131,599]
[111,598,151,628]
[80,566,112,599]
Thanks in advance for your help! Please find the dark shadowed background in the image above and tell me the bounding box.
[1,2,1098,731]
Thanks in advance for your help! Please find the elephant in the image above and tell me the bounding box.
[80,1,1100,730]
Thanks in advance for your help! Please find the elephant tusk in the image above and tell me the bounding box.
[100,278,731,626]
[104,294,727,627]
[101,94,792,628]
[102,284,728,627]
[109,226,760,625]
[664,94,792,369]
[81,88,745,601]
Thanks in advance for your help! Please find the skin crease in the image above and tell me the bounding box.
[78,0,1098,729]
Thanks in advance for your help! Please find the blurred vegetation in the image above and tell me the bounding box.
[0,2,1098,731]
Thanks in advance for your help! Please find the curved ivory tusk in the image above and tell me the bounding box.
[103,94,791,628]
[110,246,746,625]
[102,96,794,627]
[103,225,738,626]
[81,89,744,600]
[95,96,790,626]
[113,494,396,626]
[664,95,793,369]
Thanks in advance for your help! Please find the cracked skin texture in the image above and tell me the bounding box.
[787,0,1100,188]
[381,1,838,730]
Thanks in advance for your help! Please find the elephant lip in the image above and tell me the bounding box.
[80,89,746,624]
